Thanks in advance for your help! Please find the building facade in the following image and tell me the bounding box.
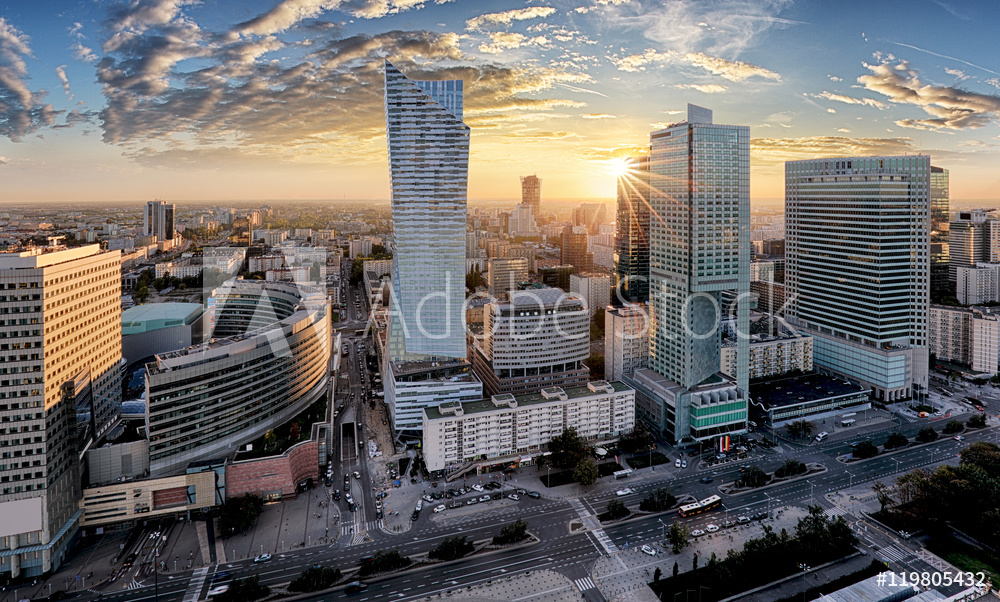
[570,273,611,315]
[786,155,930,402]
[422,381,635,473]
[721,333,813,380]
[487,258,529,298]
[604,304,649,381]
[560,226,593,273]
[471,288,590,398]
[520,175,541,212]
[144,200,175,241]
[641,103,750,443]
[930,166,950,298]
[0,245,122,577]
[956,264,1000,305]
[929,305,1000,375]
[614,155,650,304]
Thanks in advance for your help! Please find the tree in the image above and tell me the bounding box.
[774,458,807,478]
[737,465,768,488]
[429,536,475,561]
[619,422,655,455]
[359,550,411,577]
[217,494,263,536]
[884,432,908,449]
[493,519,529,545]
[967,413,987,429]
[668,522,690,554]
[590,307,606,341]
[692,553,699,571]
[584,353,605,380]
[852,441,879,460]
[289,566,342,592]
[574,458,599,486]
[916,427,939,443]
[548,428,587,469]
[871,480,894,512]
[134,285,149,304]
[465,269,486,292]
[972,376,990,387]
[785,420,814,439]
[604,499,629,520]
[639,487,676,512]
[943,420,965,434]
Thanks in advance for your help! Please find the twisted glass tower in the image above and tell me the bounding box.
[384,60,469,361]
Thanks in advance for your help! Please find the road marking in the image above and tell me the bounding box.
[181,566,208,602]
[573,577,596,591]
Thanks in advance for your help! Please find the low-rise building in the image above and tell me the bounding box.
[749,373,870,427]
[721,332,812,380]
[121,302,204,367]
[422,381,635,473]
[929,305,1000,375]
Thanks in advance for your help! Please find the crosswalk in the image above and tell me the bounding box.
[592,530,619,554]
[124,580,144,590]
[878,545,911,563]
[181,566,208,602]
[824,506,848,519]
[573,577,596,591]
[341,520,380,536]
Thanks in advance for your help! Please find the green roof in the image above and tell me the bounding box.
[122,303,203,335]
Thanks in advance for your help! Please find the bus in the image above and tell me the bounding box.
[679,495,722,517]
[840,419,856,428]
[613,469,633,480]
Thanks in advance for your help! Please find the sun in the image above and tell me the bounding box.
[607,157,632,179]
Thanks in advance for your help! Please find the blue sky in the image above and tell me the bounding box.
[0,0,998,203]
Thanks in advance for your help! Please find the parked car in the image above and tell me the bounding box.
[479,494,491,502]
[674,459,682,468]
[682,459,688,468]
[737,516,751,524]
[641,545,657,556]
[254,553,272,563]
[691,529,705,537]
[527,491,541,499]
[472,484,484,492]
[705,524,719,533]
[508,494,520,501]
[466,498,479,505]
[449,501,463,509]
[433,504,446,513]
[415,500,423,511]
[410,510,419,521]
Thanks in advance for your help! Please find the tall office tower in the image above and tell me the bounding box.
[949,209,990,286]
[143,200,175,241]
[614,155,651,304]
[573,203,609,234]
[383,61,481,438]
[561,226,593,273]
[487,258,529,298]
[929,166,950,298]
[471,289,590,397]
[0,244,122,577]
[786,155,930,402]
[627,104,749,444]
[520,175,541,212]
[507,203,537,237]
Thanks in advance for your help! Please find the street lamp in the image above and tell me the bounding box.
[809,482,815,504]
[764,493,774,518]
[892,458,901,474]
[659,518,669,541]
[845,470,855,489]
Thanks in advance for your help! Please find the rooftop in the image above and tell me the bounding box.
[122,303,203,335]
[424,380,633,420]
[751,373,868,409]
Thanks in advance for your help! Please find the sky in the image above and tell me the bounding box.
[0,0,999,205]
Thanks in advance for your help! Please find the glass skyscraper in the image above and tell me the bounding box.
[785,155,930,402]
[614,155,650,304]
[929,166,950,299]
[384,60,469,361]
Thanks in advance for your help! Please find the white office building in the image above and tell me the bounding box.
[604,304,649,381]
[929,305,1000,375]
[487,257,529,298]
[570,273,611,316]
[786,156,930,402]
[422,381,635,473]
[507,203,537,237]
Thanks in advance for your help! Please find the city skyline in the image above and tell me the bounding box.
[0,0,997,204]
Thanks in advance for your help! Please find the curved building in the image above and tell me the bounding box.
[145,280,331,476]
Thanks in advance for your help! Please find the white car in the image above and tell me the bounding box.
[422,494,434,503]
[471,484,484,492]
[641,545,657,556]
[433,504,446,513]
[674,459,682,468]
[253,553,272,563]
[705,524,720,533]
[208,585,230,597]
[615,488,634,496]
[415,500,423,511]
[682,459,688,468]
[479,494,491,502]
[691,529,705,537]
[508,494,520,501]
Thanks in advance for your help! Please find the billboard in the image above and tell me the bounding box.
[0,497,43,538]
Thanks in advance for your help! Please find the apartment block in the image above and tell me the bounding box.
[604,304,649,381]
[929,305,1000,375]
[721,333,813,380]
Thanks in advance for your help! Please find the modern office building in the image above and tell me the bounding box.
[604,304,649,381]
[721,332,812,380]
[144,200,175,241]
[632,104,750,444]
[487,258,529,298]
[383,60,482,437]
[614,155,650,304]
[560,226,593,273]
[521,175,541,212]
[539,265,574,292]
[471,288,590,398]
[929,305,1000,375]
[121,303,204,367]
[422,381,635,473]
[0,244,122,577]
[570,273,611,316]
[749,373,870,428]
[508,204,537,237]
[947,209,1000,287]
[786,156,930,402]
[930,166,950,298]
[145,280,330,475]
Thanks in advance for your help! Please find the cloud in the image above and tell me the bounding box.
[828,75,842,81]
[932,0,970,20]
[581,113,616,119]
[639,0,799,57]
[675,83,727,94]
[72,42,98,63]
[575,145,649,161]
[889,41,999,76]
[858,60,1000,129]
[466,7,557,31]
[836,128,850,133]
[812,91,886,109]
[610,49,669,72]
[0,17,59,141]
[944,67,968,81]
[478,32,549,54]
[683,52,780,81]
[554,82,607,97]
[751,135,917,166]
[236,0,342,36]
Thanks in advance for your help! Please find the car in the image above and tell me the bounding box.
[705,524,720,533]
[737,516,751,524]
[675,459,682,468]
[479,494,491,502]
[517,488,527,495]
[527,491,541,499]
[254,553,272,563]
[616,488,635,496]
[466,498,479,505]
[449,501,463,509]
[752,512,769,520]
[682,459,688,468]
[209,572,231,583]
[471,484,484,492]
[722,520,734,528]
[333,490,341,501]
[376,509,383,519]
[375,500,383,510]
[208,585,230,597]
[422,494,434,503]
[411,511,419,521]
[432,492,442,500]
[691,529,705,537]
[353,471,362,480]
[433,504,446,513]
[699,477,713,484]
[641,545,657,556]
[345,581,369,594]
[348,502,357,512]
[508,494,520,501]
[345,493,354,504]
[492,492,503,500]
[415,500,423,511]
[954,435,965,441]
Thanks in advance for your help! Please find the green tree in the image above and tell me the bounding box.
[548,428,587,469]
[574,458,599,486]
[871,480,894,512]
[604,499,629,520]
[943,420,965,434]
[134,285,149,304]
[774,458,807,478]
[852,441,879,460]
[618,422,655,454]
[584,353,605,380]
[884,432,909,449]
[638,487,676,512]
[785,420,814,439]
[493,519,529,545]
[465,269,486,292]
[972,376,990,387]
[289,566,342,592]
[217,494,264,537]
[737,465,768,488]
[429,536,475,561]
[590,306,606,341]
[359,549,411,577]
[916,427,939,443]
[668,522,690,554]
[213,575,269,602]
[967,413,987,429]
